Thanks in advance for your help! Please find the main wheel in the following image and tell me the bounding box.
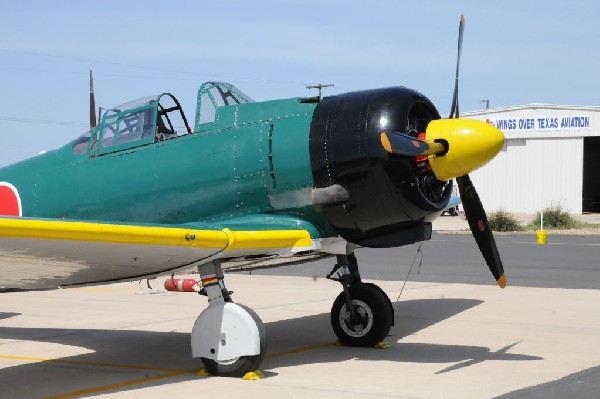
[201,305,267,377]
[331,283,393,347]
[361,282,394,326]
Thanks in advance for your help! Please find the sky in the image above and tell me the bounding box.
[0,0,598,166]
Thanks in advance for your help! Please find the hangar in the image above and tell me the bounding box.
[462,104,600,214]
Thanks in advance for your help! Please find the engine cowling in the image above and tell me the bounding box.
[309,87,452,247]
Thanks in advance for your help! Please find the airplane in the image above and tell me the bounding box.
[0,16,505,377]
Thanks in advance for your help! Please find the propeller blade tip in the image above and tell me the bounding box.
[497,273,507,289]
[380,132,393,153]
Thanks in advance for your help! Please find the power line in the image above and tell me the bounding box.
[0,116,87,127]
[0,48,308,86]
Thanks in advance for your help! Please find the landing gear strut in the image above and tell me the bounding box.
[191,260,267,377]
[327,254,394,347]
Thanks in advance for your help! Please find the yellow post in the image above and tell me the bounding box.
[536,208,547,245]
[536,230,547,245]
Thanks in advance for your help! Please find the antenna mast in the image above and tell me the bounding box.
[90,69,97,128]
[305,83,334,99]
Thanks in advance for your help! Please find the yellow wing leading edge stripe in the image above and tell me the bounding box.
[0,218,313,251]
[0,218,227,248]
[223,228,313,251]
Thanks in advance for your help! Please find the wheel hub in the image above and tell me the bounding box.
[339,299,373,337]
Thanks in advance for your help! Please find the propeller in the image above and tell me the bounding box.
[449,15,506,288]
[89,69,97,129]
[379,15,506,288]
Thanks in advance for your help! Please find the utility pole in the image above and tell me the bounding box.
[306,83,334,99]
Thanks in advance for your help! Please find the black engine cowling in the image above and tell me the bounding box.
[309,87,452,247]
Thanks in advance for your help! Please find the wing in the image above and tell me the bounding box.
[0,215,319,291]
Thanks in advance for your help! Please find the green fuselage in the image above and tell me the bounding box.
[0,97,329,235]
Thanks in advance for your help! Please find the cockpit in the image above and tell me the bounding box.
[72,93,191,155]
[71,82,253,155]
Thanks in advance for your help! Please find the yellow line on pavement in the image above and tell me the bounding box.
[1,340,337,398]
[45,370,192,399]
[0,354,184,373]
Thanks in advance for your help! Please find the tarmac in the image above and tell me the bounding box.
[0,214,599,398]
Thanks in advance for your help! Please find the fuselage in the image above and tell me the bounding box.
[0,83,453,247]
[0,99,321,222]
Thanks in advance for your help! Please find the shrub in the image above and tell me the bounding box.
[488,210,523,232]
[528,204,582,230]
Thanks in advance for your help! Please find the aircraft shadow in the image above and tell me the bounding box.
[0,312,20,321]
[264,298,541,372]
[0,298,540,398]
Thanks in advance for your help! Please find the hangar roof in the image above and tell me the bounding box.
[460,104,600,117]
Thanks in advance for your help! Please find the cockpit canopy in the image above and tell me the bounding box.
[72,93,190,155]
[71,82,252,155]
[195,82,254,128]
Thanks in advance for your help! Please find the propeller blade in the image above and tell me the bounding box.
[449,14,465,119]
[380,131,446,157]
[443,15,506,288]
[89,69,97,129]
[457,174,506,288]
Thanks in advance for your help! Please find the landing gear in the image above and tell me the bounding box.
[327,254,394,347]
[191,261,267,377]
[189,253,393,376]
[198,304,267,377]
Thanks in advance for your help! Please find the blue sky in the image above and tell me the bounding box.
[1,0,598,166]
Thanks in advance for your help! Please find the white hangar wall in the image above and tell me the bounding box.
[468,136,583,213]
[460,105,600,214]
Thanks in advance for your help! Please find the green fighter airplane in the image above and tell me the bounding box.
[0,16,505,377]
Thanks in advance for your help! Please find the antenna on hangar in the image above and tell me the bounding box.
[306,83,334,99]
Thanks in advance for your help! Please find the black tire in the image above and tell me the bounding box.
[331,283,393,347]
[361,282,394,326]
[201,304,267,377]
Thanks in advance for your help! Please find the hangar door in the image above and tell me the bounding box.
[583,137,600,212]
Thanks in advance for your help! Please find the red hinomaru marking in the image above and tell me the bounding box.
[0,182,22,216]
